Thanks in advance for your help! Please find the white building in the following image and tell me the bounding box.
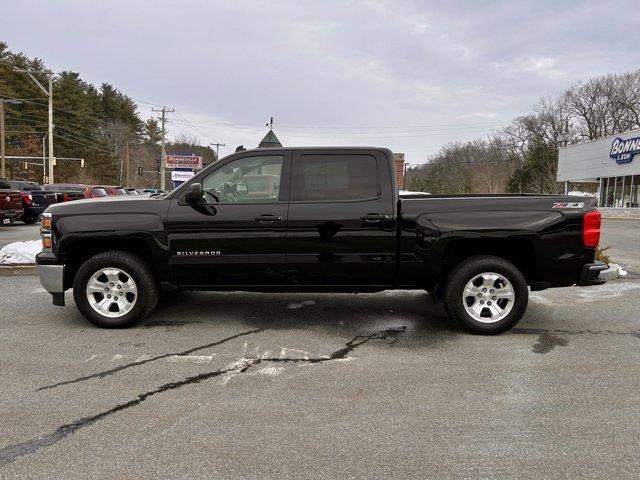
[558,129,640,208]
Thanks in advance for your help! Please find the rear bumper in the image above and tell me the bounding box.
[0,209,23,224]
[24,205,47,216]
[577,262,608,286]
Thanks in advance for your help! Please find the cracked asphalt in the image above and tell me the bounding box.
[0,219,639,479]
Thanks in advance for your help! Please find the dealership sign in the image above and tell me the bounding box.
[166,155,203,169]
[609,136,640,164]
[171,170,196,182]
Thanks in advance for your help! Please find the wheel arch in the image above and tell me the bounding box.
[61,236,159,290]
[439,237,536,285]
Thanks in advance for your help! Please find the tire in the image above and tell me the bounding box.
[444,255,528,335]
[73,250,159,328]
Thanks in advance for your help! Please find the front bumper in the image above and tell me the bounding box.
[36,263,66,306]
[577,262,608,286]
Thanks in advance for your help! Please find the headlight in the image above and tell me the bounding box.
[41,212,52,229]
[41,212,53,251]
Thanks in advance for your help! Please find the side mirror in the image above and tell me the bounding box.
[184,182,203,205]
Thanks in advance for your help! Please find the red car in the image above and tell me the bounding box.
[96,186,128,196]
[44,184,108,202]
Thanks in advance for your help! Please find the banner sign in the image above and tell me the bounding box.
[609,136,640,164]
[171,170,196,182]
[166,155,203,169]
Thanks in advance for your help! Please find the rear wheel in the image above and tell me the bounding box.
[22,214,38,224]
[444,256,528,334]
[73,251,158,328]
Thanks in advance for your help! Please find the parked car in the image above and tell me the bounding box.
[36,147,606,333]
[0,178,23,226]
[125,189,140,195]
[7,180,57,224]
[96,186,128,196]
[42,184,105,202]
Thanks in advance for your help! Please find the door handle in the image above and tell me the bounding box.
[360,213,390,223]
[254,214,284,222]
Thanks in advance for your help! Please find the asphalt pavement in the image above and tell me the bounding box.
[0,220,638,479]
[0,223,40,249]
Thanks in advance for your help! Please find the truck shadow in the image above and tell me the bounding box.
[145,290,461,338]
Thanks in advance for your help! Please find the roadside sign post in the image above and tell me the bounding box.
[166,154,203,189]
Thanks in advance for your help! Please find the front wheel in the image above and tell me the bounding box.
[444,256,528,334]
[73,251,159,328]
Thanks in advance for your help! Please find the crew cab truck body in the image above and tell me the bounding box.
[36,147,605,334]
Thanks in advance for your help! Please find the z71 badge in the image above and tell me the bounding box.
[552,202,584,209]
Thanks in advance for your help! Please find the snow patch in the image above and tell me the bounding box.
[333,357,354,363]
[258,366,284,376]
[0,240,41,265]
[286,300,316,309]
[166,355,213,364]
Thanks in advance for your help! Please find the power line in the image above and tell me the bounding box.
[53,132,112,153]
[171,111,212,141]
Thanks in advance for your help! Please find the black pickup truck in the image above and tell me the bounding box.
[36,147,606,334]
[8,180,57,224]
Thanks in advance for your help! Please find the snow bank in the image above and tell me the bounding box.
[599,263,629,280]
[0,240,41,265]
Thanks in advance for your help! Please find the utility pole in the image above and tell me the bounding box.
[209,142,226,162]
[16,69,54,183]
[124,141,131,187]
[42,135,47,184]
[152,106,173,190]
[0,98,22,178]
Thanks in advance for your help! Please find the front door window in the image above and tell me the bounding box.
[202,155,283,203]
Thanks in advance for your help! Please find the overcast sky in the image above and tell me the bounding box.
[3,0,638,164]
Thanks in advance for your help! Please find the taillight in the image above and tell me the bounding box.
[583,210,601,248]
[21,193,33,205]
[63,193,70,202]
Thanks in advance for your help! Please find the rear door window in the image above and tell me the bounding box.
[291,154,379,202]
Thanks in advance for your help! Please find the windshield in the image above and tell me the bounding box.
[114,188,127,195]
[91,187,108,197]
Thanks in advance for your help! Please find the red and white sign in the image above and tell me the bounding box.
[165,155,203,169]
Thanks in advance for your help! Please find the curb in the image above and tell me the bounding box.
[0,264,37,276]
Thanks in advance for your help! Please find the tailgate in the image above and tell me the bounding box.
[1,191,21,209]
[31,191,57,207]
